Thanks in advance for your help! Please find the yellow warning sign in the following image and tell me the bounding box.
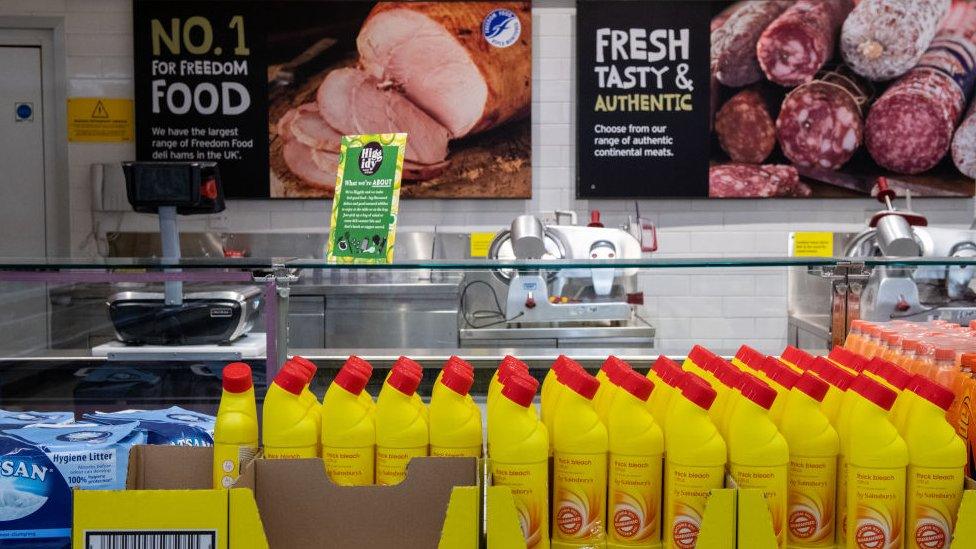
[67,98,133,142]
[793,232,834,257]
[469,232,497,258]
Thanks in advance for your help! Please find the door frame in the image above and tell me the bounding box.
[0,17,69,257]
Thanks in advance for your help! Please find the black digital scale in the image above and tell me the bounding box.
[108,162,261,346]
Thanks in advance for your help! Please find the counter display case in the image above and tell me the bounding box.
[0,255,973,414]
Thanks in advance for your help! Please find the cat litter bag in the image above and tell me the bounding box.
[84,406,215,446]
[0,410,74,430]
[0,433,72,547]
[3,421,146,491]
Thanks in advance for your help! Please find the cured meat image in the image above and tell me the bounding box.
[865,2,976,174]
[776,70,870,170]
[268,2,532,198]
[756,0,853,87]
[709,164,811,198]
[952,101,976,178]
[711,0,791,87]
[841,0,950,81]
[714,89,775,163]
[357,1,531,138]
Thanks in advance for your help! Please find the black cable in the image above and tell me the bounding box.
[459,279,525,328]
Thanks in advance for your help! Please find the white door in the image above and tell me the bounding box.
[0,46,46,257]
[0,45,47,354]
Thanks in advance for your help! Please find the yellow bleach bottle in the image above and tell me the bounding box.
[683,345,719,385]
[491,374,550,549]
[781,371,839,547]
[607,369,663,548]
[392,356,428,424]
[375,363,428,485]
[594,356,633,423]
[727,373,789,548]
[761,356,801,426]
[707,357,744,440]
[835,372,871,546]
[262,363,319,459]
[807,357,854,427]
[289,356,321,410]
[552,367,608,548]
[902,375,966,549]
[828,346,870,375]
[488,355,529,417]
[321,360,374,485]
[664,373,726,549]
[342,355,376,412]
[646,356,683,427]
[430,360,482,457]
[732,344,764,372]
[780,345,815,372]
[844,374,908,549]
[544,356,585,454]
[542,355,577,425]
[212,362,258,489]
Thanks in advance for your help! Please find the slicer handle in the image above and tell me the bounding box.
[876,177,896,209]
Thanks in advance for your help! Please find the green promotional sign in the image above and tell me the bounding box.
[327,133,407,264]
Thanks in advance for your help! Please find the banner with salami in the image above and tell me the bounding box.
[581,0,976,199]
[133,1,531,199]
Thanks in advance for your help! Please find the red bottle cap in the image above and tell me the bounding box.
[564,368,600,400]
[387,365,421,396]
[445,355,474,376]
[334,365,368,396]
[935,348,956,362]
[734,345,763,370]
[394,356,424,377]
[498,355,527,375]
[650,356,684,387]
[290,356,318,379]
[739,373,777,410]
[794,371,829,403]
[764,357,801,390]
[273,364,307,396]
[441,362,474,396]
[710,357,743,389]
[828,347,857,369]
[343,355,374,378]
[619,369,654,402]
[502,374,538,408]
[815,359,855,390]
[900,339,920,353]
[679,373,716,411]
[497,356,528,385]
[865,357,894,376]
[602,355,633,385]
[551,355,580,380]
[781,346,814,370]
[878,362,913,391]
[907,375,955,411]
[222,362,253,393]
[850,374,897,411]
[688,345,718,371]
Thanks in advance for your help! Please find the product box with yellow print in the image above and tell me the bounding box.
[74,445,480,548]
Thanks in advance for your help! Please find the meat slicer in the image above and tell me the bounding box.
[846,179,976,323]
[486,211,655,324]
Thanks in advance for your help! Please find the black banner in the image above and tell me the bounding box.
[576,1,711,198]
[134,2,270,199]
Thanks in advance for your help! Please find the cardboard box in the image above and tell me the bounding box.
[74,446,479,548]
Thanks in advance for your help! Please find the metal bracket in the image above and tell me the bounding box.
[812,260,869,279]
[253,265,300,379]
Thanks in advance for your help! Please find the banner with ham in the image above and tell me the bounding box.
[133,1,531,199]
[580,0,976,199]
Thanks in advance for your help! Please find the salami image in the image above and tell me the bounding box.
[706,0,975,198]
[134,1,531,200]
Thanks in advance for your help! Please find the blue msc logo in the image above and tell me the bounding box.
[482,8,521,48]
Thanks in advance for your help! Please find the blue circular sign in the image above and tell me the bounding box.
[482,9,521,48]
[16,104,32,120]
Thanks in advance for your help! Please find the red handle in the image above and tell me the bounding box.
[876,176,896,205]
[587,210,604,228]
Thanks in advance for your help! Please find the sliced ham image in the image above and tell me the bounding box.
[290,103,342,152]
[283,140,336,190]
[357,1,531,138]
[317,68,451,165]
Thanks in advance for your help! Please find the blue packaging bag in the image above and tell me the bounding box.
[3,422,146,491]
[0,433,72,547]
[0,411,74,430]
[84,406,214,446]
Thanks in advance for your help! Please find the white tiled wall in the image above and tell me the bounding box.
[4,0,976,353]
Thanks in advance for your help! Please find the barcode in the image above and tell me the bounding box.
[85,530,216,549]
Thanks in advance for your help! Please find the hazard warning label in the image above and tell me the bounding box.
[67,98,133,142]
